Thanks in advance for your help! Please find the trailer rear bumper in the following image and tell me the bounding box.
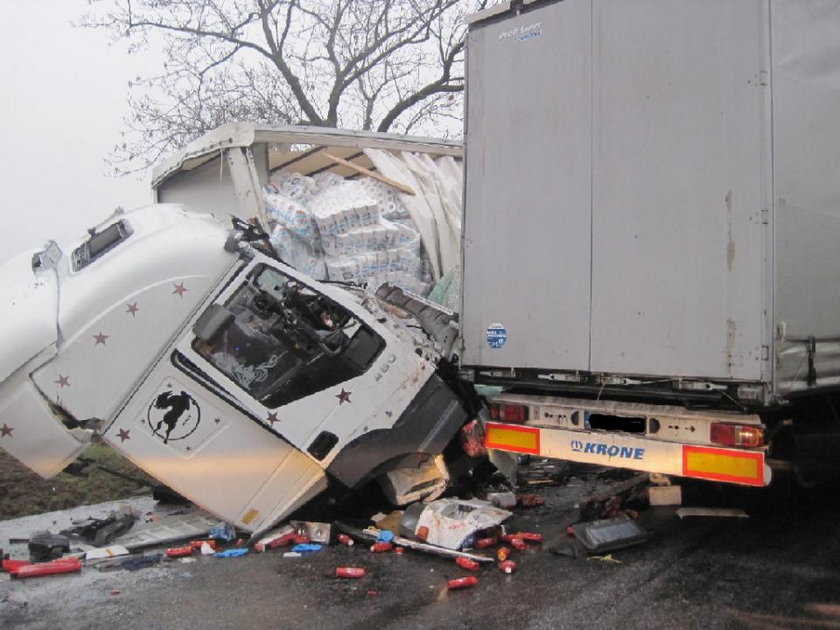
[485,422,770,487]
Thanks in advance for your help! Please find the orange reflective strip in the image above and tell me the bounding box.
[485,422,541,455]
[682,445,764,486]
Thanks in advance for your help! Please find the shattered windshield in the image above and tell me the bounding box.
[193,265,384,408]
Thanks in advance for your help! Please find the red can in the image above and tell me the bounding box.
[337,534,354,547]
[370,542,393,553]
[11,557,82,579]
[165,546,194,558]
[335,567,366,579]
[394,547,405,555]
[266,532,297,550]
[517,532,544,543]
[496,546,511,562]
[510,538,528,551]
[447,576,479,590]
[474,536,498,549]
[2,558,30,573]
[190,539,217,551]
[455,557,481,572]
[499,560,517,574]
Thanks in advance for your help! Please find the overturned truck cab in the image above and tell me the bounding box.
[0,204,470,534]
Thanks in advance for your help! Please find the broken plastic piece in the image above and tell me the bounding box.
[84,545,130,561]
[290,521,331,544]
[291,543,322,554]
[676,507,748,519]
[28,531,70,563]
[377,530,395,543]
[571,517,651,553]
[335,567,366,579]
[210,522,235,542]
[214,548,249,558]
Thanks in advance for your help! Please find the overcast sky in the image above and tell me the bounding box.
[0,1,156,264]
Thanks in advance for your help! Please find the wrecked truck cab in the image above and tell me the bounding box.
[0,204,469,534]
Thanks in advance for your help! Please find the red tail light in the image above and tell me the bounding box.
[489,403,529,423]
[710,423,764,448]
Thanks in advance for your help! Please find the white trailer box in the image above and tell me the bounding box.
[461,0,840,405]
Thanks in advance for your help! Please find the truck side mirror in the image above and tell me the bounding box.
[193,304,235,344]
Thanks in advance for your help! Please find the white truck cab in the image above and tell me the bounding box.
[0,140,469,534]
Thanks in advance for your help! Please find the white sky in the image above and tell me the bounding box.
[0,1,156,264]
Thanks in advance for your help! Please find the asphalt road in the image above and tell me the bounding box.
[2,471,839,630]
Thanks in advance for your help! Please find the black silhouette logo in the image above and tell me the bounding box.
[148,389,200,444]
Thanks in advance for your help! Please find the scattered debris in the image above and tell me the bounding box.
[60,505,137,547]
[570,517,652,554]
[516,493,546,508]
[335,567,366,579]
[586,554,623,564]
[399,498,511,550]
[10,557,82,579]
[648,485,682,506]
[447,576,479,590]
[291,543,321,554]
[209,522,236,542]
[486,491,517,509]
[28,531,70,562]
[378,456,449,506]
[455,557,480,571]
[290,521,331,544]
[84,545,130,561]
[214,549,249,558]
[498,560,517,574]
[676,507,749,519]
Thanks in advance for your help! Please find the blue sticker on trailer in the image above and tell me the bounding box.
[486,323,508,349]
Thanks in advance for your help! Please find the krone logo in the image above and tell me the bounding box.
[148,389,201,444]
[570,440,583,452]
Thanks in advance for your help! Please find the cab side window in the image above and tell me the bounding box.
[192,265,384,408]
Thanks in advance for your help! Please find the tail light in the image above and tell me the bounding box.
[710,422,764,448]
[489,403,529,423]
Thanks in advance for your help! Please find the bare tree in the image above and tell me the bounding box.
[82,0,486,174]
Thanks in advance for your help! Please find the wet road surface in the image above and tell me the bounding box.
[2,471,839,629]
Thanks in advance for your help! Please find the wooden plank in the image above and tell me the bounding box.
[324,152,415,196]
